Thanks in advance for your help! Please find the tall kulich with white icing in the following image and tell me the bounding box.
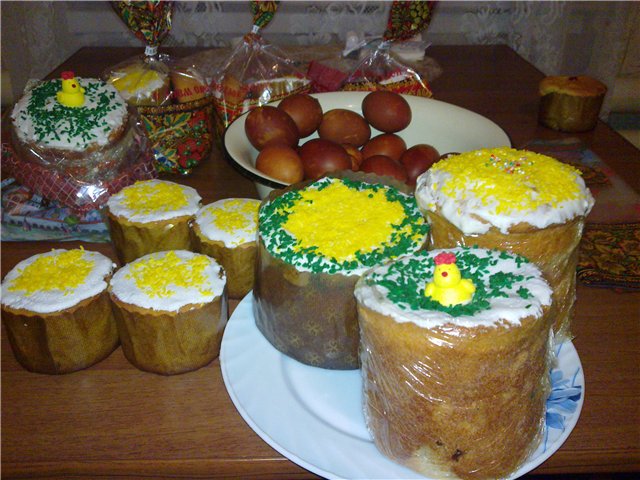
[10,76,133,182]
[108,250,228,375]
[1,249,118,374]
[354,247,554,480]
[191,198,261,299]
[415,147,594,342]
[106,179,202,264]
[254,175,429,369]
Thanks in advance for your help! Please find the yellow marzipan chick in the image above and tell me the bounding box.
[425,252,476,306]
[56,71,85,108]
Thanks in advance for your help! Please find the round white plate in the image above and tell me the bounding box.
[222,91,511,199]
[221,293,584,480]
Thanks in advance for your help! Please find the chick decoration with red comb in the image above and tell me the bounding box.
[56,71,86,108]
[425,252,476,306]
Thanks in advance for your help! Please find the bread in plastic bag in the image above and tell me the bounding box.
[253,171,428,369]
[354,247,554,479]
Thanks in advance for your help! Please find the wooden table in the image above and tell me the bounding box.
[2,45,639,479]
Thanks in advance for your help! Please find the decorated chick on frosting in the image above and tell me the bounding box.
[57,71,85,108]
[425,252,476,306]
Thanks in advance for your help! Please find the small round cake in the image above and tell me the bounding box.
[10,73,132,181]
[415,147,594,341]
[191,198,261,299]
[254,175,428,369]
[106,179,202,264]
[108,61,171,106]
[355,247,553,480]
[539,75,607,132]
[109,250,227,375]
[1,249,118,374]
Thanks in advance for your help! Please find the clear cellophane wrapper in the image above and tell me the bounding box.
[2,103,157,215]
[357,288,554,479]
[253,171,413,370]
[210,32,312,134]
[426,210,586,343]
[104,54,215,175]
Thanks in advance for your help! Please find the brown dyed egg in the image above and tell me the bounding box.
[362,91,412,133]
[318,109,371,147]
[299,138,351,180]
[256,144,304,184]
[360,155,408,183]
[245,106,299,150]
[361,133,407,162]
[278,94,323,138]
[400,144,440,186]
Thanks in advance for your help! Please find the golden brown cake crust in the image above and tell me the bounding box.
[109,293,227,375]
[358,304,551,480]
[191,223,257,300]
[427,210,584,341]
[2,291,119,374]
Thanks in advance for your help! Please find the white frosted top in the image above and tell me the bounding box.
[1,249,115,314]
[354,247,552,329]
[109,250,226,312]
[107,179,201,223]
[194,198,261,248]
[415,147,594,235]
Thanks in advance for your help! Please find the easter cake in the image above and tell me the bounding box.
[10,72,133,181]
[108,61,171,106]
[1,248,119,374]
[253,174,428,369]
[106,179,201,264]
[191,198,261,299]
[355,247,553,480]
[109,250,227,375]
[415,147,594,341]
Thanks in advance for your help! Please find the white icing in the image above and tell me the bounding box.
[106,179,201,223]
[1,249,115,314]
[11,77,128,151]
[194,198,260,248]
[109,250,226,312]
[415,150,595,235]
[354,247,552,329]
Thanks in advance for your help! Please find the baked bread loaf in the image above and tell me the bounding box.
[191,198,261,299]
[1,249,118,374]
[109,250,227,375]
[10,75,133,182]
[254,175,428,369]
[106,179,201,264]
[415,147,594,341]
[539,75,607,132]
[355,247,553,480]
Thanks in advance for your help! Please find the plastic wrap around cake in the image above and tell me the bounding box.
[3,75,157,214]
[253,171,428,370]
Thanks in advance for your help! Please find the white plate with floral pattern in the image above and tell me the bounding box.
[221,293,584,480]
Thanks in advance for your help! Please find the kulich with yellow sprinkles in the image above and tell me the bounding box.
[415,147,594,342]
[254,175,429,369]
[106,179,202,264]
[192,198,261,299]
[109,250,227,375]
[1,249,119,374]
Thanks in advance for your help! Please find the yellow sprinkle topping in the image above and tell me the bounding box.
[433,147,585,214]
[283,181,413,262]
[127,251,213,298]
[110,68,164,94]
[208,199,259,235]
[122,181,189,215]
[8,249,93,296]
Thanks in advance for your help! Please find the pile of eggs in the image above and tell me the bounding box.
[244,91,440,187]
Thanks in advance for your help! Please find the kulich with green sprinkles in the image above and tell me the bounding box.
[107,179,202,264]
[355,247,553,480]
[253,175,429,369]
[415,147,594,342]
[191,198,261,299]
[1,248,119,374]
[109,250,228,375]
